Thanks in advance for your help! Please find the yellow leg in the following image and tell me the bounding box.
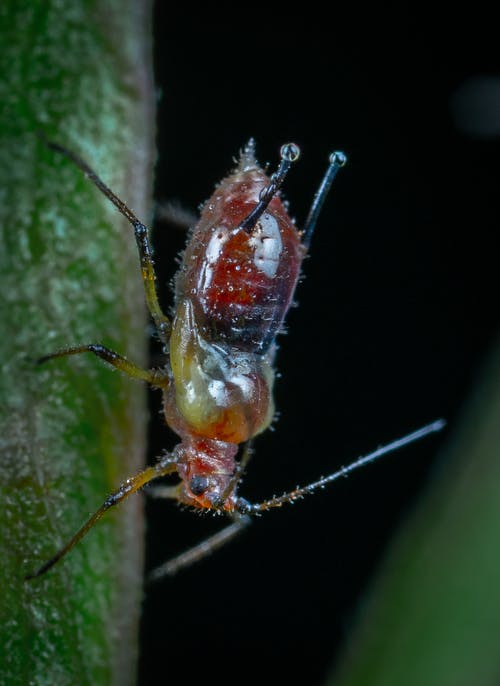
[43,137,171,342]
[25,459,177,580]
[37,344,167,387]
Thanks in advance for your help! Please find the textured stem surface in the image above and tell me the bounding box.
[0,2,154,685]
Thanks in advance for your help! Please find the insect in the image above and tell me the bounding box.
[26,138,445,581]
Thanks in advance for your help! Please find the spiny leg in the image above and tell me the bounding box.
[42,137,171,343]
[147,513,251,582]
[238,419,446,513]
[25,459,177,580]
[37,344,167,387]
[302,150,347,250]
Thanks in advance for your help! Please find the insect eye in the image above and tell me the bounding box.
[189,475,210,496]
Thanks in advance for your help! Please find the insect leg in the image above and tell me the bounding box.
[238,420,446,513]
[42,137,171,343]
[25,458,177,580]
[147,513,251,582]
[37,344,167,387]
[302,150,347,250]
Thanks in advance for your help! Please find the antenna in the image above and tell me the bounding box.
[239,142,301,234]
[302,150,347,249]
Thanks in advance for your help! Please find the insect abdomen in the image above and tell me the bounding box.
[176,167,305,353]
[167,162,304,444]
[168,298,275,443]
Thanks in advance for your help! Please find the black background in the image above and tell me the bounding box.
[139,6,499,686]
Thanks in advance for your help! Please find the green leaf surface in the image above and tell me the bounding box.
[0,2,154,684]
[327,336,500,686]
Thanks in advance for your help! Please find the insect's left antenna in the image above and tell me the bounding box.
[239,143,301,234]
[39,134,171,342]
[239,419,446,513]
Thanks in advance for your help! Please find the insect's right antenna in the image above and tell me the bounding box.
[238,143,301,234]
[239,419,446,513]
[302,150,347,250]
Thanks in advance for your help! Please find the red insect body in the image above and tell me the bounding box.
[27,138,443,581]
[165,145,304,509]
[178,148,305,352]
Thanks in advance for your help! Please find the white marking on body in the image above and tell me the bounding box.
[249,213,282,278]
[230,373,254,400]
[208,379,230,405]
[199,227,229,291]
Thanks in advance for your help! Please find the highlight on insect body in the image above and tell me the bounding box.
[26,138,445,582]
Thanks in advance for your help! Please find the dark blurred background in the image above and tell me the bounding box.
[139,6,499,685]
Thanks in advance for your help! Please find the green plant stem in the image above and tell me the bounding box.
[0,2,155,684]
